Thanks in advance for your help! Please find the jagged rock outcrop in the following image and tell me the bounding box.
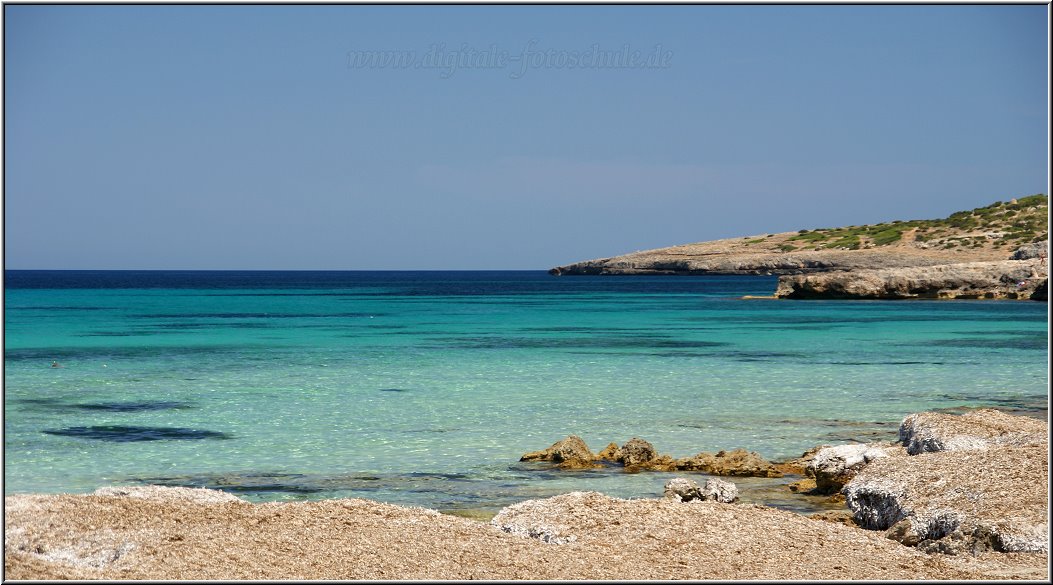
[521,438,775,475]
[519,436,677,472]
[774,259,1047,300]
[520,435,599,469]
[675,448,783,478]
[616,438,678,472]
[619,438,658,467]
[806,443,903,494]
[842,410,1048,555]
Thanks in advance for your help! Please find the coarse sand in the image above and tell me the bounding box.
[4,486,1048,580]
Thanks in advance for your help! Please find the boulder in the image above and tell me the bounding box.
[619,438,657,467]
[663,477,738,503]
[676,448,783,478]
[699,478,739,503]
[806,443,902,494]
[520,435,599,469]
[899,409,1048,455]
[611,438,677,472]
[663,478,701,502]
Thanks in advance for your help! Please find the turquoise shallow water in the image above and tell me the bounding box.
[4,271,1048,516]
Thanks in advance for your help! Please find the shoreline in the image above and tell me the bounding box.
[5,408,1048,580]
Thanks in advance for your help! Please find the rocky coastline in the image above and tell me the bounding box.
[5,409,1048,580]
[549,197,1049,301]
[551,241,1048,302]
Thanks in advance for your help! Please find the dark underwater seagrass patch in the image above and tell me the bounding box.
[16,398,194,413]
[42,425,231,442]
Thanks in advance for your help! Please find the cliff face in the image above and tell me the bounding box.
[773,259,1048,300]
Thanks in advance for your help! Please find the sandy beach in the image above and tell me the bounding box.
[5,409,1050,581]
[3,487,1047,580]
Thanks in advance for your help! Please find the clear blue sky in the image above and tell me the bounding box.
[3,4,1048,270]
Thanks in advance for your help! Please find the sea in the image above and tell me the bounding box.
[3,270,1048,518]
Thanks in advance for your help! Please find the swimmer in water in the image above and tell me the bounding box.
[51,361,62,368]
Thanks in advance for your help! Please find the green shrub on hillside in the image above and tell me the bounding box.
[775,195,1045,251]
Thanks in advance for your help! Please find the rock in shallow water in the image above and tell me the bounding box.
[519,435,599,469]
[619,438,658,467]
[675,448,783,478]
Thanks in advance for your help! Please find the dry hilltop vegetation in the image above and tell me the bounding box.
[5,409,1048,580]
[550,194,1049,300]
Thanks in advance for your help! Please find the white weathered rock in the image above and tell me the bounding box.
[806,443,902,493]
[699,478,738,503]
[663,477,739,503]
[844,443,1048,554]
[663,478,702,502]
[491,491,612,544]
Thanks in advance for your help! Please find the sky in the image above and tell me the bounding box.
[2,4,1049,270]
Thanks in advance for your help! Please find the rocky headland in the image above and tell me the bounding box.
[550,195,1049,301]
[6,409,1047,580]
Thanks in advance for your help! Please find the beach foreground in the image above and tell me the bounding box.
[2,486,1046,580]
[5,408,1049,580]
